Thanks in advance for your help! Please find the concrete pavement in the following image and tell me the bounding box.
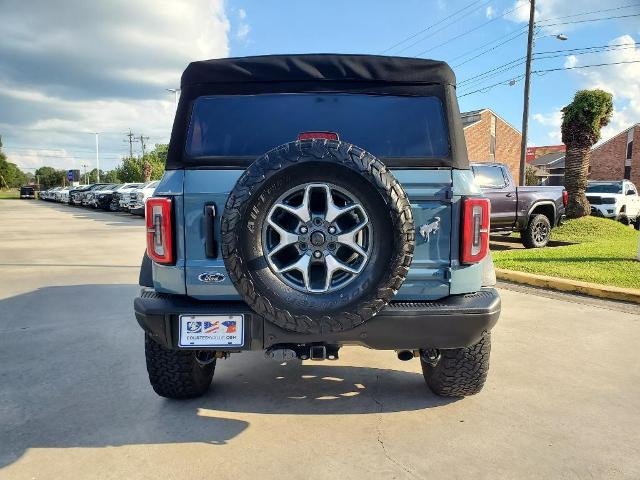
[1,199,639,479]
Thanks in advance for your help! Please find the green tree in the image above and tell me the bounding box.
[561,89,613,218]
[102,169,120,183]
[87,169,107,184]
[114,144,167,183]
[525,165,539,186]
[115,157,144,182]
[0,136,29,188]
[35,166,67,189]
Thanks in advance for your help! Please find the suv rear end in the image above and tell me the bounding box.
[134,54,500,400]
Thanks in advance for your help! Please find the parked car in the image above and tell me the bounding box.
[96,183,142,211]
[54,186,73,203]
[69,185,94,205]
[471,163,567,248]
[85,184,119,208]
[128,181,159,216]
[20,185,36,199]
[41,186,62,201]
[586,180,640,227]
[134,54,500,400]
[76,183,109,206]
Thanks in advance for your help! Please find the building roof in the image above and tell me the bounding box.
[181,54,456,88]
[591,123,639,153]
[461,110,484,128]
[460,108,521,135]
[530,152,565,167]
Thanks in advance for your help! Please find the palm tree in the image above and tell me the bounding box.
[561,89,613,218]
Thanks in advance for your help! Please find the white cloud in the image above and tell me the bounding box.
[0,0,230,171]
[533,110,563,142]
[532,35,640,146]
[566,35,640,142]
[486,5,495,19]
[564,55,578,68]
[236,8,251,41]
[504,0,531,23]
[505,0,639,35]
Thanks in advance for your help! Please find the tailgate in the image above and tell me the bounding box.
[183,169,452,301]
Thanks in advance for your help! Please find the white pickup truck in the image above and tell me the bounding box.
[127,180,159,216]
[586,180,640,228]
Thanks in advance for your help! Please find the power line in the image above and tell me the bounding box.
[380,0,485,54]
[535,3,640,24]
[458,42,640,89]
[535,41,640,56]
[532,59,640,74]
[539,12,640,28]
[453,29,528,67]
[448,4,640,69]
[393,1,496,55]
[414,1,529,57]
[450,26,528,64]
[458,60,640,97]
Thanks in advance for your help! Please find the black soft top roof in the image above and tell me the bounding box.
[181,54,456,87]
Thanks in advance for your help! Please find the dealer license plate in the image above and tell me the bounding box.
[178,315,244,348]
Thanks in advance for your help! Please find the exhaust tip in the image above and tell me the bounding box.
[396,350,414,361]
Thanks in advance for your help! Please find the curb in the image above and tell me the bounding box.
[495,268,640,305]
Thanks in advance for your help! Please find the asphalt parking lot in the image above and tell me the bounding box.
[1,200,639,479]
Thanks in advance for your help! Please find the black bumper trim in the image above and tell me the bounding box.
[134,288,500,351]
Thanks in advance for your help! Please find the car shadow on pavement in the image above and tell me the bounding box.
[197,352,456,416]
[33,201,144,227]
[0,284,455,468]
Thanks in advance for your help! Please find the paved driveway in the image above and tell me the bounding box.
[1,200,639,479]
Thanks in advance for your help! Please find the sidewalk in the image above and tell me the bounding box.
[496,268,640,305]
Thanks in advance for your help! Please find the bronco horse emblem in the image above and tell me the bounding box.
[419,217,441,242]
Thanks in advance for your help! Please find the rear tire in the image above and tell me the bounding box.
[521,214,551,248]
[422,333,491,397]
[144,334,216,399]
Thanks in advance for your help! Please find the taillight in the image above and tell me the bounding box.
[298,131,339,141]
[146,197,173,264]
[562,190,568,208]
[461,197,490,264]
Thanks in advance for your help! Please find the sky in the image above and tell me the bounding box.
[0,0,639,173]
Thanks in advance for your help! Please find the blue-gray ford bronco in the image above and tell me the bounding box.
[134,54,500,399]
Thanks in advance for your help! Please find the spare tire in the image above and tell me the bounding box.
[221,139,414,333]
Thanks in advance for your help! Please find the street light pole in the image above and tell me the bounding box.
[94,132,100,182]
[166,88,180,109]
[519,0,536,186]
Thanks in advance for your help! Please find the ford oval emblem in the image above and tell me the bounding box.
[198,272,226,283]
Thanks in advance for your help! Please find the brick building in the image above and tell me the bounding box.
[462,109,522,180]
[590,124,639,186]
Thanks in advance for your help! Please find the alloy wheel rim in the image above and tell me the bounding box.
[533,221,549,243]
[261,183,372,294]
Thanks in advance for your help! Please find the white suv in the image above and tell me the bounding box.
[586,180,640,226]
[128,181,159,215]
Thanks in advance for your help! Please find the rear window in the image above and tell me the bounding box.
[587,182,622,194]
[471,165,507,188]
[185,93,449,159]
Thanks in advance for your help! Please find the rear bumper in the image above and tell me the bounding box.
[134,288,500,351]
[590,205,616,218]
[129,206,145,216]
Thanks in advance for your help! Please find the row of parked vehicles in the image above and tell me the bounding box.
[38,181,159,216]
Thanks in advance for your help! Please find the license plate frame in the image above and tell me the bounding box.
[178,314,244,348]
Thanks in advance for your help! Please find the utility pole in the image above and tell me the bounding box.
[124,130,138,158]
[518,0,536,186]
[139,134,149,157]
[94,132,100,182]
[139,134,151,182]
[82,163,89,184]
